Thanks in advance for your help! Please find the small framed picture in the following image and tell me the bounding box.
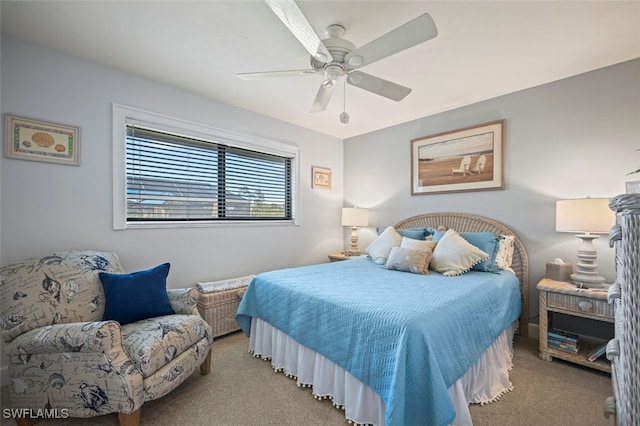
[4,114,80,166]
[312,166,332,190]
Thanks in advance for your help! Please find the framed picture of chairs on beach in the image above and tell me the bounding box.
[411,120,504,195]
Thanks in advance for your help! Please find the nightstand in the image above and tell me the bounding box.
[328,252,367,262]
[537,278,614,373]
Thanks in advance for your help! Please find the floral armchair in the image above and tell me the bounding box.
[0,250,213,426]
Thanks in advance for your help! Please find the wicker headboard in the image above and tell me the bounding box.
[394,212,529,337]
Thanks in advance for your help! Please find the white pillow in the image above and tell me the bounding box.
[366,226,402,265]
[495,235,515,270]
[385,247,432,275]
[400,236,436,251]
[430,229,489,276]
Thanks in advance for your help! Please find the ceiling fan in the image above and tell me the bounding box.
[238,0,438,113]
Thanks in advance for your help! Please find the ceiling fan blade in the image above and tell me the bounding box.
[265,0,333,63]
[237,69,317,80]
[345,13,437,68]
[310,80,336,113]
[346,71,411,101]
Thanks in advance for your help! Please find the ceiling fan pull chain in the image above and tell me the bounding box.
[340,79,350,124]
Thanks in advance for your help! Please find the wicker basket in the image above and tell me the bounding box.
[196,275,254,338]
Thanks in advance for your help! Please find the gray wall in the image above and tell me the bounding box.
[1,36,345,277]
[0,36,345,382]
[344,58,640,327]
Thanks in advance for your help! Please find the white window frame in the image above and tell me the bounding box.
[112,104,299,229]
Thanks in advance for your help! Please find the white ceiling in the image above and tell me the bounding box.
[2,1,639,139]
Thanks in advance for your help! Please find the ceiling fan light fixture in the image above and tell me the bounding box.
[324,64,344,81]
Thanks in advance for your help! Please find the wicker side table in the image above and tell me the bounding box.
[537,278,614,373]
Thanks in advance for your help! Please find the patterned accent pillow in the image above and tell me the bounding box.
[366,226,402,265]
[430,229,489,276]
[385,247,432,275]
[400,236,436,251]
[495,235,515,270]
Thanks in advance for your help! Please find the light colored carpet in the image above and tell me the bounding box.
[1,332,614,425]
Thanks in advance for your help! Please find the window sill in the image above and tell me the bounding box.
[117,219,298,230]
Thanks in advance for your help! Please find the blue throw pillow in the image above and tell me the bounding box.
[397,228,434,241]
[432,230,500,272]
[100,263,174,325]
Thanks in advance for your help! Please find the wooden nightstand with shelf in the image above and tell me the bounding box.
[328,252,367,262]
[537,278,614,373]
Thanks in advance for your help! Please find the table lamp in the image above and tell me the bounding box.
[342,207,369,256]
[555,197,615,288]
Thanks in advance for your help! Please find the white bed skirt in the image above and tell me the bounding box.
[248,318,515,426]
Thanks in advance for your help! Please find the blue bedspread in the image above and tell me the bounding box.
[236,258,521,426]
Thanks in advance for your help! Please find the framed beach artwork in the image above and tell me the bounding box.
[626,181,640,194]
[4,114,80,166]
[411,120,504,195]
[312,166,332,190]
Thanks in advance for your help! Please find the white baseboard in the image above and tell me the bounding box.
[528,323,539,340]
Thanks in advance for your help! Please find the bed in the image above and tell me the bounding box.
[236,212,529,426]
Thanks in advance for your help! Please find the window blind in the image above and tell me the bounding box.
[126,125,292,222]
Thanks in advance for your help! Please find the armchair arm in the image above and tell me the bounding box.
[167,287,199,315]
[7,321,123,355]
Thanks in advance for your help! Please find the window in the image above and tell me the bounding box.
[113,105,298,229]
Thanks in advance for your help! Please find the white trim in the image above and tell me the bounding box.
[112,104,300,230]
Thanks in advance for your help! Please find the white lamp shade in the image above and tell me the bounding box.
[555,198,615,233]
[342,207,369,227]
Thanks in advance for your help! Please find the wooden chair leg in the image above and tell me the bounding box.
[200,349,212,375]
[118,408,141,426]
[15,417,37,426]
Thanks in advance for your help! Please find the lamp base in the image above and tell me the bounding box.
[570,272,606,289]
[570,233,606,289]
[347,226,361,257]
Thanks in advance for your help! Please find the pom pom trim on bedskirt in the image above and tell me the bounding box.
[247,317,516,426]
